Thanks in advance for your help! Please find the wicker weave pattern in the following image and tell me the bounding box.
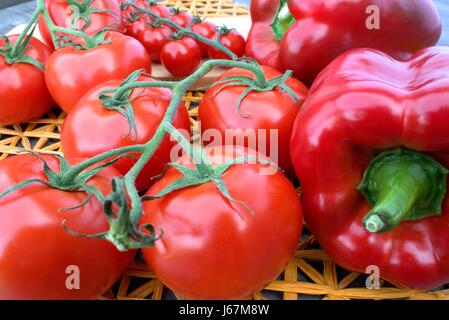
[163,0,248,17]
[1,0,449,300]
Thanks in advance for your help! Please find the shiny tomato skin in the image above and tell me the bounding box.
[169,11,193,28]
[140,145,302,300]
[127,22,172,63]
[0,154,135,299]
[198,66,308,176]
[45,32,151,113]
[38,0,124,49]
[191,21,217,58]
[0,36,54,125]
[208,30,245,60]
[160,37,201,77]
[61,76,191,191]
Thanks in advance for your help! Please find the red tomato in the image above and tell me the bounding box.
[61,76,191,191]
[140,145,302,299]
[169,10,193,28]
[160,37,201,77]
[146,2,170,18]
[198,66,308,176]
[45,32,151,113]
[0,35,54,125]
[208,29,245,60]
[191,20,217,58]
[126,21,172,62]
[0,154,135,299]
[121,0,170,32]
[38,0,124,49]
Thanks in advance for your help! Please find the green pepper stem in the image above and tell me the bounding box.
[359,149,448,233]
[363,163,427,232]
[271,0,295,41]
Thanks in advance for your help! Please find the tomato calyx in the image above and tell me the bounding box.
[0,24,44,70]
[64,177,162,251]
[98,69,150,140]
[212,68,302,118]
[0,151,126,209]
[192,15,206,24]
[142,146,271,214]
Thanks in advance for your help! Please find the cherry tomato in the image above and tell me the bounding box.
[38,0,124,49]
[198,66,308,176]
[45,32,151,113]
[61,75,191,191]
[208,28,245,60]
[121,0,170,32]
[0,154,135,299]
[0,35,54,125]
[169,9,193,28]
[160,37,201,77]
[140,145,302,299]
[191,19,217,58]
[126,21,172,62]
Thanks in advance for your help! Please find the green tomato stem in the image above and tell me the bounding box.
[9,8,41,58]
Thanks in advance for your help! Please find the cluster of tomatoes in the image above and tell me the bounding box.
[0,0,303,300]
[122,1,246,76]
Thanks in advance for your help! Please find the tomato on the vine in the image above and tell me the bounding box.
[208,27,245,60]
[121,0,170,31]
[38,0,124,49]
[0,154,135,299]
[45,31,151,113]
[198,66,308,176]
[191,18,217,58]
[61,75,191,191]
[126,21,172,62]
[0,35,54,125]
[161,36,201,77]
[140,145,302,299]
[169,9,193,28]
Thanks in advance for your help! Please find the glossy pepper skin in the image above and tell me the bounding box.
[246,0,442,86]
[290,47,449,290]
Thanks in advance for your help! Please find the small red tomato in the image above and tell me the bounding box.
[208,28,246,60]
[191,19,217,58]
[161,37,201,77]
[127,21,172,62]
[122,0,170,31]
[169,9,193,28]
[147,2,170,18]
[61,75,191,191]
[140,145,302,300]
[0,154,135,299]
[0,35,54,125]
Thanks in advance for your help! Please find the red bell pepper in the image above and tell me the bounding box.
[246,0,442,86]
[290,46,449,290]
